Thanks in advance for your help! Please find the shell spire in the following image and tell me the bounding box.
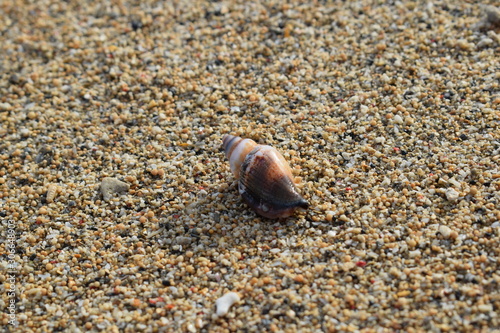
[222,134,309,219]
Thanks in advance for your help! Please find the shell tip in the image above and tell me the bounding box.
[298,198,309,209]
[222,134,236,148]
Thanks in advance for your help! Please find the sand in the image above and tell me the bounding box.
[0,0,499,332]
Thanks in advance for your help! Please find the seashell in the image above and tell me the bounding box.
[46,184,59,203]
[222,134,309,219]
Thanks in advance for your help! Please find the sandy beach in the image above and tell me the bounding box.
[0,0,499,332]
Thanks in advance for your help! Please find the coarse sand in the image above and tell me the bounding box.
[0,1,499,332]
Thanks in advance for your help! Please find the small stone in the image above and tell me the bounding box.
[457,39,471,50]
[19,128,31,137]
[175,236,192,246]
[484,5,500,26]
[409,250,421,258]
[445,188,459,202]
[477,37,493,49]
[131,298,141,307]
[325,211,334,222]
[439,225,452,238]
[459,134,469,141]
[9,74,20,84]
[100,177,130,201]
[478,304,493,313]
[0,102,12,111]
[375,43,386,51]
[393,115,404,124]
[215,292,240,316]
[327,230,336,238]
[35,146,54,164]
[294,274,306,283]
[341,262,355,272]
[407,239,417,248]
[389,267,401,277]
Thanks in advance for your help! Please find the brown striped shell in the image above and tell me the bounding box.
[222,134,309,219]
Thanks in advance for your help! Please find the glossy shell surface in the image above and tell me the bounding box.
[222,134,308,219]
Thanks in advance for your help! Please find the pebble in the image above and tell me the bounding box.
[439,225,452,239]
[484,5,500,26]
[99,177,130,201]
[175,236,193,246]
[445,188,460,202]
[409,250,421,258]
[478,304,493,313]
[393,115,404,124]
[0,102,12,111]
[477,37,494,48]
[215,292,240,316]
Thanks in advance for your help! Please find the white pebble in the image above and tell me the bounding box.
[445,188,459,202]
[0,102,12,111]
[448,177,461,188]
[478,304,493,313]
[439,225,452,238]
[477,37,493,48]
[152,126,163,134]
[409,250,421,258]
[20,128,31,137]
[215,292,240,316]
[393,114,403,124]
